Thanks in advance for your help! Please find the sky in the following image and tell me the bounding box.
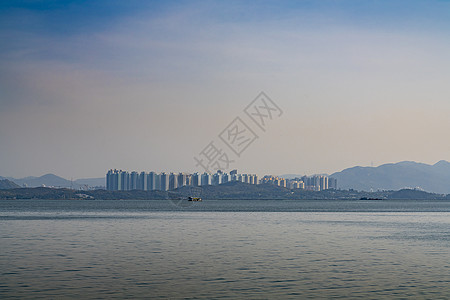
[1,0,450,179]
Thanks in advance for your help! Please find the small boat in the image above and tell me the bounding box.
[188,197,202,201]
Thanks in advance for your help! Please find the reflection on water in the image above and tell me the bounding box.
[1,200,450,299]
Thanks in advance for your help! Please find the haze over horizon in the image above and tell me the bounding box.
[1,1,449,179]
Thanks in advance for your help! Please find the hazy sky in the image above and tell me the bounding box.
[1,0,450,179]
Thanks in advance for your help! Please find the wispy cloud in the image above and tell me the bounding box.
[1,1,450,177]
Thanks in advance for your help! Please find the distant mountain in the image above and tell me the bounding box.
[331,160,450,194]
[0,179,20,189]
[13,174,74,188]
[3,174,106,189]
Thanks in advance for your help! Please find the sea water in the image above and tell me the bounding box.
[1,199,450,299]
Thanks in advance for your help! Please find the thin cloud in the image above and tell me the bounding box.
[1,1,450,178]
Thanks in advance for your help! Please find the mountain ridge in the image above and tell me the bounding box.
[2,160,450,193]
[1,183,448,200]
[1,174,105,189]
[0,179,21,189]
[331,160,450,194]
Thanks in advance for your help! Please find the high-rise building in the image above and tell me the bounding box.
[328,177,338,189]
[119,171,129,191]
[147,172,157,190]
[237,174,243,182]
[155,173,161,191]
[297,175,333,191]
[169,173,178,190]
[231,173,238,181]
[319,176,328,191]
[130,171,138,190]
[106,169,113,191]
[221,173,230,184]
[299,180,305,189]
[186,174,192,186]
[212,173,221,185]
[177,173,188,188]
[201,172,210,186]
[160,172,169,191]
[109,170,117,190]
[116,170,123,191]
[139,172,147,190]
[242,174,249,184]
[191,173,199,186]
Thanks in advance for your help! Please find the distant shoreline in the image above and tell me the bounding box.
[1,182,449,201]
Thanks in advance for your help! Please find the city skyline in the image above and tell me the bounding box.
[4,159,450,194]
[1,1,450,179]
[106,168,336,192]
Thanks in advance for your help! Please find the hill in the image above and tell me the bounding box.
[13,174,75,188]
[0,187,171,200]
[3,174,105,189]
[0,179,20,189]
[387,189,442,200]
[175,181,295,199]
[0,183,447,200]
[331,160,450,194]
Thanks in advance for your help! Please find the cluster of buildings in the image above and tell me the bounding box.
[106,169,338,192]
[106,169,258,191]
[261,175,337,191]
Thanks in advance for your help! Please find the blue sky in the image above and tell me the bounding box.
[1,1,450,178]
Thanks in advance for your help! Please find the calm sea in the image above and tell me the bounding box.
[1,199,450,299]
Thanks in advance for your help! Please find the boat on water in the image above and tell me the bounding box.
[188,197,202,201]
